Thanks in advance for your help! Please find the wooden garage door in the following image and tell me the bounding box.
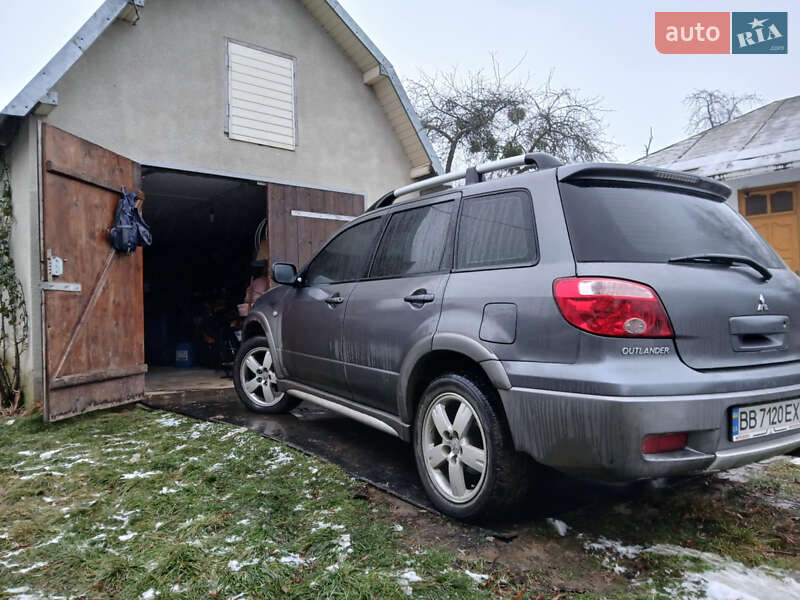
[267,183,363,278]
[41,125,146,421]
[740,185,800,273]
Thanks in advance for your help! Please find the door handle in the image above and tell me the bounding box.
[403,291,435,304]
[324,294,344,305]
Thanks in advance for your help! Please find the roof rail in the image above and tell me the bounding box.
[366,152,563,212]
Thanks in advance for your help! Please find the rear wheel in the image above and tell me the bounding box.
[413,372,530,521]
[233,336,300,414]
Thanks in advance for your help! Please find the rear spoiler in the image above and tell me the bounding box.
[558,164,732,201]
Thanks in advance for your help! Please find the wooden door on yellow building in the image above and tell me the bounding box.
[739,184,800,274]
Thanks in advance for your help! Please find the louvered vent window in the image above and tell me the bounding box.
[227,41,296,150]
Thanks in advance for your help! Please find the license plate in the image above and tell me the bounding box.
[731,398,800,442]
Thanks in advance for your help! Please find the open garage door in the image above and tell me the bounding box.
[41,125,146,421]
[267,182,363,276]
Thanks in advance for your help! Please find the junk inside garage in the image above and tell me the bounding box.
[141,169,269,396]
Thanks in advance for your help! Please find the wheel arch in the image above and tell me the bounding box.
[397,334,511,424]
[241,313,286,378]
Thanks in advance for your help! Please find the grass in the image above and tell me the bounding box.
[1,407,798,599]
[0,408,488,599]
[566,474,800,571]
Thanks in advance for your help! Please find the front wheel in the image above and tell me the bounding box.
[413,373,530,521]
[233,336,300,414]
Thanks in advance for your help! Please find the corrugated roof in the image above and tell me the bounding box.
[0,0,442,177]
[634,95,800,180]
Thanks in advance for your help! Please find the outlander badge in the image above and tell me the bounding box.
[757,294,769,312]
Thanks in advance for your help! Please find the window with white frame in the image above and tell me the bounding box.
[227,40,296,150]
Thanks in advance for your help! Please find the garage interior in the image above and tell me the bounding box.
[141,169,268,396]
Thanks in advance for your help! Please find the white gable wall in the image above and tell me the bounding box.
[44,0,413,205]
[6,0,424,406]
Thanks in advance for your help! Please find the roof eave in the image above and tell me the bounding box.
[314,0,441,176]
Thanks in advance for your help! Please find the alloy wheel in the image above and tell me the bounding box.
[240,346,283,407]
[422,392,488,503]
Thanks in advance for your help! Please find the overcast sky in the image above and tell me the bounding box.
[0,1,796,162]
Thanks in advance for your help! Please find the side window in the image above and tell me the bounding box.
[370,201,455,279]
[456,191,536,270]
[304,218,382,285]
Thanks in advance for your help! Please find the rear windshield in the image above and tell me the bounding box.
[559,183,782,267]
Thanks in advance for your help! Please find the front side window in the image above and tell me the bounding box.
[370,201,455,279]
[456,191,537,269]
[305,218,382,285]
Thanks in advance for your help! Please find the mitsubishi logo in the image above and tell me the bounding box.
[757,294,769,312]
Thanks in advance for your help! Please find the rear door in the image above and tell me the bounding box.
[343,195,458,413]
[41,125,146,421]
[559,181,800,370]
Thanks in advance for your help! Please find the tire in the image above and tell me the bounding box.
[233,336,300,414]
[413,372,531,521]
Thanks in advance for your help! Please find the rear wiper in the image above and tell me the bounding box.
[668,254,773,281]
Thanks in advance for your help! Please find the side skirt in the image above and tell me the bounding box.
[280,380,411,442]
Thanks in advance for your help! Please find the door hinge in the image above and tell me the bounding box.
[41,281,82,292]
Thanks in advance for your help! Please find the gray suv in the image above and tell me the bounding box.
[234,153,800,520]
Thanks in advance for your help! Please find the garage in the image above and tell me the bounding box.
[37,124,365,420]
[0,0,442,418]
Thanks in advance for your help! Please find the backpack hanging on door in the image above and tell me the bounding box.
[110,189,152,254]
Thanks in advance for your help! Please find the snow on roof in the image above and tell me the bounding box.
[634,95,800,180]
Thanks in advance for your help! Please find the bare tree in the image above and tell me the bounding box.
[643,127,654,157]
[684,89,761,133]
[407,61,613,172]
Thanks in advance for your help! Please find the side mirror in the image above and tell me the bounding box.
[271,262,299,286]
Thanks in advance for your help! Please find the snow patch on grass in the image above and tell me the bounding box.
[277,552,305,567]
[228,558,258,572]
[585,536,800,598]
[397,569,422,595]
[311,521,345,533]
[38,534,64,547]
[121,471,160,480]
[155,415,183,427]
[15,561,48,574]
[39,448,66,460]
[464,570,489,583]
[220,427,248,440]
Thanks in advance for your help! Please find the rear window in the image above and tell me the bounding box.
[456,191,537,269]
[559,184,782,267]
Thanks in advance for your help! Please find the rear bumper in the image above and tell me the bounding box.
[499,381,800,480]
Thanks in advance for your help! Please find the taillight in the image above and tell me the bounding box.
[642,432,688,454]
[553,277,673,338]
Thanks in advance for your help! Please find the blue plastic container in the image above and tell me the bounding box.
[175,342,194,368]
